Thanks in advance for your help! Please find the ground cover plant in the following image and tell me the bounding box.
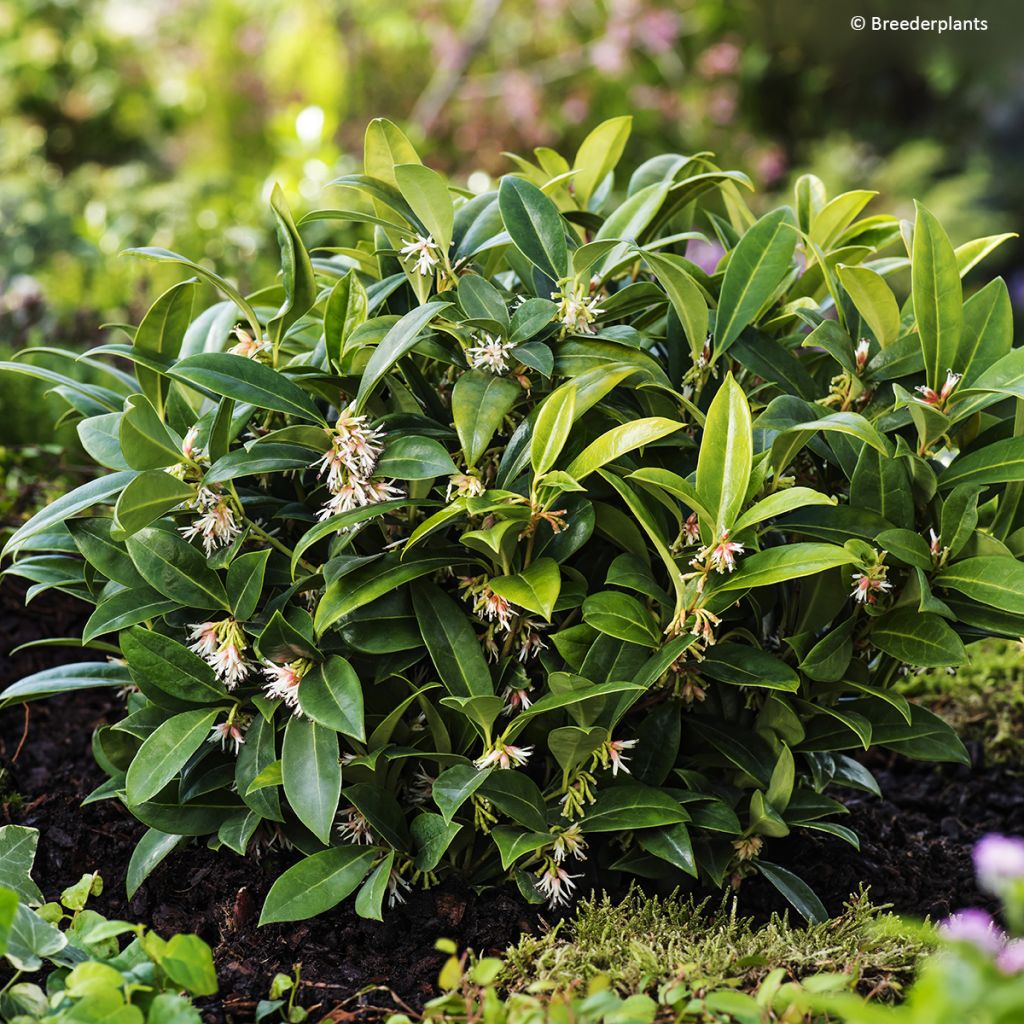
[2,116,1021,931]
[0,824,215,1023]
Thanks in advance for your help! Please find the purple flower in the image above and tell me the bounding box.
[939,909,1006,955]
[998,939,1024,974]
[974,834,1024,893]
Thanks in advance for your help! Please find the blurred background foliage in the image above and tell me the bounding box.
[1,0,1022,451]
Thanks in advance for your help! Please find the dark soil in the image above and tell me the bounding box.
[3,579,1023,1020]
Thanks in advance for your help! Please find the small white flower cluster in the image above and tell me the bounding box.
[691,530,745,576]
[916,369,961,408]
[313,405,403,521]
[850,565,892,604]
[445,472,486,502]
[208,718,246,755]
[400,234,441,277]
[467,334,516,374]
[189,618,250,688]
[474,739,534,771]
[553,281,604,336]
[459,576,549,664]
[262,657,311,713]
[336,805,376,845]
[180,486,241,555]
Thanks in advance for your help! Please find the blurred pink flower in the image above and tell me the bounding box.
[939,909,1005,955]
[635,8,679,53]
[975,834,1024,893]
[698,40,741,78]
[686,238,725,275]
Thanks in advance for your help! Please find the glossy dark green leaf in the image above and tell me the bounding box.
[282,716,341,844]
[125,708,220,805]
[451,369,521,469]
[297,656,365,740]
[126,527,230,610]
[498,176,569,281]
[260,846,376,924]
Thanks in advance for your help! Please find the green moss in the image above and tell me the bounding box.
[898,639,1024,765]
[501,887,929,1003]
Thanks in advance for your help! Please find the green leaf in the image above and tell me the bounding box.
[83,588,178,643]
[68,518,145,588]
[267,182,317,344]
[934,556,1024,614]
[125,708,220,805]
[480,771,548,832]
[452,369,521,468]
[566,417,682,482]
[712,543,855,594]
[282,716,341,844]
[715,207,797,354]
[354,302,452,413]
[297,656,365,740]
[582,592,660,647]
[412,582,494,698]
[638,823,697,877]
[121,626,230,705]
[123,246,260,337]
[226,549,271,621]
[695,374,752,535]
[531,384,577,478]
[113,470,194,538]
[572,115,632,207]
[939,437,1024,491]
[411,813,462,872]
[377,435,457,480]
[642,251,709,360]
[171,353,325,424]
[354,851,393,922]
[548,725,606,774]
[4,472,135,557]
[581,784,688,832]
[733,488,835,534]
[126,829,182,900]
[700,644,799,691]
[204,443,314,484]
[432,763,491,824]
[0,826,44,904]
[324,271,369,369]
[912,201,963,389]
[498,176,569,281]
[753,861,826,924]
[315,555,451,633]
[0,661,131,707]
[259,846,376,924]
[159,933,219,996]
[394,163,454,251]
[489,558,561,621]
[870,609,967,667]
[126,527,230,610]
[133,280,195,416]
[837,265,900,347]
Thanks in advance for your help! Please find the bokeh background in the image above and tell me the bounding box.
[2,0,1022,505]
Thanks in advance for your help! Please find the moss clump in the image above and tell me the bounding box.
[501,887,930,1004]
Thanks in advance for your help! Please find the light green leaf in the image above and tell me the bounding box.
[912,201,963,389]
[695,374,752,535]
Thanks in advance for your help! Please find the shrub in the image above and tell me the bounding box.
[0,825,215,1023]
[2,117,1018,925]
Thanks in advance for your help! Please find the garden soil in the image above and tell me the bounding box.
[3,580,1022,1022]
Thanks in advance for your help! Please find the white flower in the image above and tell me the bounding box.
[445,473,486,502]
[467,335,515,374]
[261,659,308,710]
[208,720,245,755]
[179,494,240,555]
[336,806,376,845]
[475,588,513,631]
[553,282,603,335]
[535,864,582,908]
[229,328,271,359]
[182,426,201,460]
[850,571,892,605]
[516,619,549,663]
[551,824,588,864]
[501,683,534,714]
[474,741,534,771]
[315,478,404,520]
[388,868,412,907]
[915,369,961,407]
[189,619,250,687]
[704,531,744,573]
[855,338,871,372]
[606,738,637,776]
[189,621,219,659]
[399,234,441,276]
[682,513,701,545]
